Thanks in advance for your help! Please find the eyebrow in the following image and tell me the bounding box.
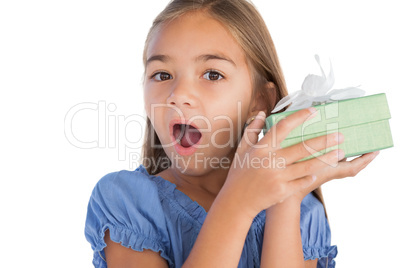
[146,54,171,66]
[146,53,236,67]
[196,54,236,67]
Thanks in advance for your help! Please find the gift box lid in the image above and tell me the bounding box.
[264,93,391,139]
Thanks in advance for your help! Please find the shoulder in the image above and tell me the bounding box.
[86,166,166,231]
[300,193,337,267]
[85,166,173,266]
[300,192,326,225]
[96,165,158,192]
[92,167,160,205]
[300,193,330,248]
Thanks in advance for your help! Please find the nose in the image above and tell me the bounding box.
[166,77,197,108]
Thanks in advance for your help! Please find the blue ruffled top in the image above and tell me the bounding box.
[85,165,337,267]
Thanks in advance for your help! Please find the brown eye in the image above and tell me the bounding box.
[203,70,223,81]
[153,72,172,81]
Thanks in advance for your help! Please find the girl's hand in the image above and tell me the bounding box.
[221,107,343,219]
[293,150,379,203]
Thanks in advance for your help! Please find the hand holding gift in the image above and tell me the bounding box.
[262,55,393,201]
[266,55,393,160]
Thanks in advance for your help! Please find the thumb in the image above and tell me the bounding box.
[239,111,266,151]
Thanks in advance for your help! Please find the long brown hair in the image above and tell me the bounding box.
[140,0,326,212]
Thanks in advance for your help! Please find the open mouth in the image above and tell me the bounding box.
[173,123,202,148]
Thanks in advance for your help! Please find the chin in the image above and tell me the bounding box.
[170,153,228,175]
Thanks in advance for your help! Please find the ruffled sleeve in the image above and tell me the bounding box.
[85,170,173,267]
[300,193,338,268]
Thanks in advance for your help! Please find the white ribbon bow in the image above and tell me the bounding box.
[271,55,365,113]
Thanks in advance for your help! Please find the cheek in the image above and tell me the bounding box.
[143,83,151,112]
[237,78,254,122]
[144,94,151,117]
[144,89,164,137]
[143,84,164,117]
[209,101,251,147]
[221,85,253,124]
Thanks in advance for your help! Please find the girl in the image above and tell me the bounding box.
[85,0,378,267]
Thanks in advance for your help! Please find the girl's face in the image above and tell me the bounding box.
[144,11,257,175]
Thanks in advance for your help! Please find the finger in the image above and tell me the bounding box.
[259,107,318,149]
[335,151,379,178]
[284,149,345,181]
[277,132,344,165]
[287,174,317,195]
[238,111,266,153]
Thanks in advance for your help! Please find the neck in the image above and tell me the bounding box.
[171,164,230,196]
[157,148,236,203]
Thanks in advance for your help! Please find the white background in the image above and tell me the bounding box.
[1,0,401,267]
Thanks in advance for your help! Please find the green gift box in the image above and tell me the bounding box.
[263,93,393,159]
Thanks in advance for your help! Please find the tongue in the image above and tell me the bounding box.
[181,127,201,147]
[175,124,201,148]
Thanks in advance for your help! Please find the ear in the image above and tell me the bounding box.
[248,81,277,117]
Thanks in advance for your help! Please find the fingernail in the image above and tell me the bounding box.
[312,175,317,182]
[307,107,318,120]
[257,111,266,119]
[338,133,344,143]
[337,149,345,160]
[333,132,344,143]
[308,107,317,114]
